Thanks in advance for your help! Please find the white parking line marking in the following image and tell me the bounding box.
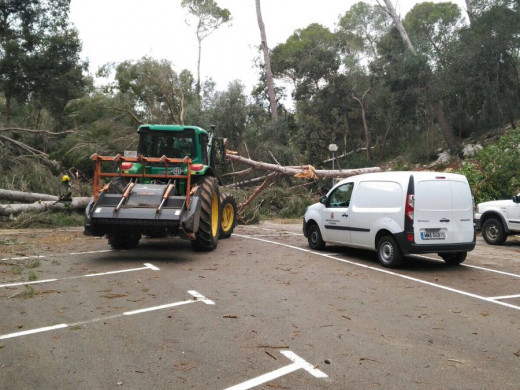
[243,226,304,236]
[187,290,216,305]
[488,294,520,300]
[0,263,160,288]
[123,300,192,315]
[413,255,520,278]
[235,234,520,311]
[224,350,327,390]
[144,263,160,271]
[0,290,213,340]
[0,278,59,288]
[0,324,68,340]
[1,249,114,262]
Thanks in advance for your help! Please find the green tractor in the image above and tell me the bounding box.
[84,124,237,251]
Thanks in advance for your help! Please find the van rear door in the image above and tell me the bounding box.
[414,177,474,245]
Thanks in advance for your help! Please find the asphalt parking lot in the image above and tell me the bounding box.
[1,223,519,389]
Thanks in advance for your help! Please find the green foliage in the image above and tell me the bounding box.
[271,23,341,98]
[230,184,315,224]
[0,155,61,194]
[24,285,35,298]
[459,129,520,203]
[181,0,232,40]
[0,0,88,127]
[257,186,315,219]
[0,211,84,229]
[338,1,391,62]
[114,57,196,124]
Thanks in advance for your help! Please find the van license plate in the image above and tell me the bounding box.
[421,231,446,240]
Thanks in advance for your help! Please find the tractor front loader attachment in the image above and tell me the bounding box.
[84,154,202,246]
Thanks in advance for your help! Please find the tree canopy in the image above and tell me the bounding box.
[1,0,520,204]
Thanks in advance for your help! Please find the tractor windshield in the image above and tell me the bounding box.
[141,132,195,159]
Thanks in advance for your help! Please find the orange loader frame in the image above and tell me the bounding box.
[90,153,194,207]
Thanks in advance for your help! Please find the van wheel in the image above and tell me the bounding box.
[482,218,506,245]
[440,252,467,265]
[377,235,403,268]
[307,224,325,250]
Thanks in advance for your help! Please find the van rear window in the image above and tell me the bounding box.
[355,181,402,208]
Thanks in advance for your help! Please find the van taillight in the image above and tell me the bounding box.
[121,162,133,170]
[406,194,414,221]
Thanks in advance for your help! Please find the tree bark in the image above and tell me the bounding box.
[0,189,60,202]
[351,88,372,160]
[382,0,459,152]
[0,197,90,217]
[197,34,202,95]
[382,0,416,54]
[223,174,270,188]
[255,0,278,121]
[431,102,458,152]
[5,95,11,128]
[226,154,381,179]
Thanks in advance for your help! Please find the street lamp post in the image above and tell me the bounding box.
[328,143,338,187]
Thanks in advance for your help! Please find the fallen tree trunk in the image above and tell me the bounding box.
[0,189,60,203]
[0,197,90,217]
[226,154,381,179]
[223,175,270,188]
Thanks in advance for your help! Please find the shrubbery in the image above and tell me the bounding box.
[459,129,520,203]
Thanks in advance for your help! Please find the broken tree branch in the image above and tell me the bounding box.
[224,175,270,188]
[220,167,254,178]
[0,127,75,136]
[238,172,278,213]
[0,134,49,157]
[322,144,378,163]
[226,154,381,179]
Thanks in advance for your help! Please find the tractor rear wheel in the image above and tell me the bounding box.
[219,193,237,239]
[191,177,221,251]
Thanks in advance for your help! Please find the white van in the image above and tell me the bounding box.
[303,171,475,268]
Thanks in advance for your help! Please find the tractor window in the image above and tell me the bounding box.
[199,133,208,165]
[141,133,194,159]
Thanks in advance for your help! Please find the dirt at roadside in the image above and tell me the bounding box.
[0,227,103,259]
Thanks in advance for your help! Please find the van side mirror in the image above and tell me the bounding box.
[513,195,520,203]
[319,195,327,205]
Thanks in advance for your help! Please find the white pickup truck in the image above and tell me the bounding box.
[475,194,520,245]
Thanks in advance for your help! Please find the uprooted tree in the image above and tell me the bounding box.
[224,153,381,216]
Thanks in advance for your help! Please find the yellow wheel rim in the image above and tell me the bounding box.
[221,203,234,232]
[211,193,219,237]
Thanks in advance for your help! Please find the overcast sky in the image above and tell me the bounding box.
[69,0,467,94]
